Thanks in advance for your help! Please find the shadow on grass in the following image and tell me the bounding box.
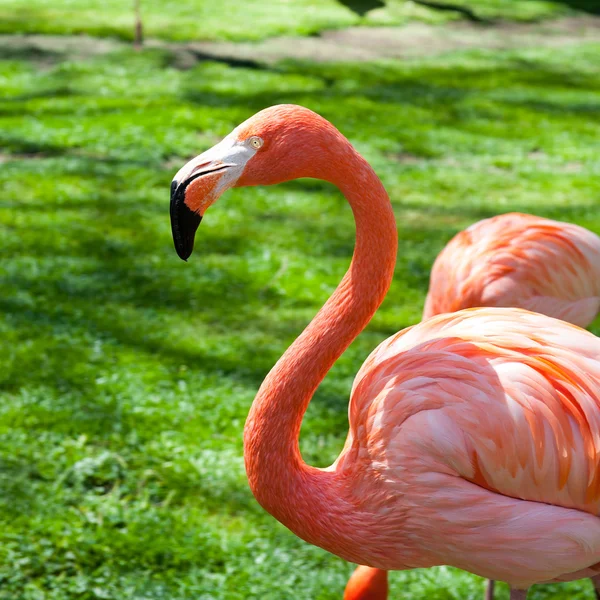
[335,0,385,16]
[0,44,66,67]
[336,0,600,17]
[0,134,71,156]
[181,58,600,139]
[552,0,600,15]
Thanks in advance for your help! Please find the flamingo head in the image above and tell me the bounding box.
[170,104,345,260]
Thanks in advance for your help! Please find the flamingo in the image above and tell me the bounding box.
[170,105,600,600]
[423,212,600,326]
[347,212,600,600]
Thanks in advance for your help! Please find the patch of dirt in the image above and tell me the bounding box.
[562,161,584,172]
[0,152,53,163]
[174,15,600,65]
[1,15,599,67]
[527,149,547,159]
[0,34,125,67]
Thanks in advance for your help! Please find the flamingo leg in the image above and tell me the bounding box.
[485,579,495,600]
[592,575,600,600]
[343,566,388,600]
[510,589,528,600]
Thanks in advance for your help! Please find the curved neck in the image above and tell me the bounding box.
[243,144,398,552]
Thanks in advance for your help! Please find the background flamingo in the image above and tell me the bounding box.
[170,105,600,600]
[424,212,600,325]
[347,212,600,600]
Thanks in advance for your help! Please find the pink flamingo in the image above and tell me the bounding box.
[346,212,600,600]
[424,212,600,326]
[170,105,600,600]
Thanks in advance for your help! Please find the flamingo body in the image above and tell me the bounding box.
[424,213,600,326]
[337,308,600,587]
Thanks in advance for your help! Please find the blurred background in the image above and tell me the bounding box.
[1,1,600,598]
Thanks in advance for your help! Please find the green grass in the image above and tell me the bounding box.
[0,0,586,42]
[2,26,600,600]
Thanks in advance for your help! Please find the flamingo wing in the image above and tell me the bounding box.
[352,307,600,513]
[340,308,600,584]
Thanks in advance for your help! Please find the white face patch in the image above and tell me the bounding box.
[172,133,260,196]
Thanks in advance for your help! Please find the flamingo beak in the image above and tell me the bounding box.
[170,134,259,261]
[170,179,202,261]
[170,163,230,261]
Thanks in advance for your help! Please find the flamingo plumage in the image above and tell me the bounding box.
[424,212,600,325]
[349,212,600,600]
[170,105,600,600]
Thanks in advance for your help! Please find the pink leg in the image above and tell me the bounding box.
[592,575,600,600]
[485,579,495,600]
[344,566,388,600]
[510,589,528,600]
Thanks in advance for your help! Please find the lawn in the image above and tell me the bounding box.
[2,3,600,599]
[0,0,589,42]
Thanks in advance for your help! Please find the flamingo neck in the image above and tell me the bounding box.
[243,144,398,552]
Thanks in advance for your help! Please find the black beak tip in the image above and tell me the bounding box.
[175,237,195,262]
[170,180,202,261]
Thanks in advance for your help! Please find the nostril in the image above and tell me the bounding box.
[190,161,215,176]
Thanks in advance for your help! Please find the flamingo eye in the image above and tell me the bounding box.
[248,136,263,149]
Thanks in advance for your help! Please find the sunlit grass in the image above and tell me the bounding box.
[0,0,580,42]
